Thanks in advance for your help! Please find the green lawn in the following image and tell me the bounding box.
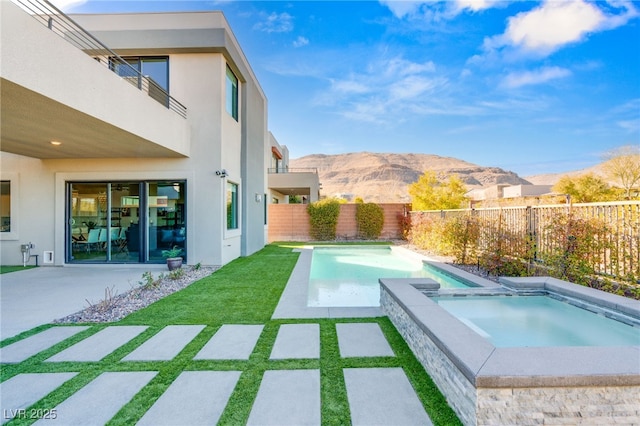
[1,243,460,425]
[0,265,37,274]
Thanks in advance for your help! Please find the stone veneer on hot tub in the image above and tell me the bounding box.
[380,275,640,425]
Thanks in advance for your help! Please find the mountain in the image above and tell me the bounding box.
[290,152,531,203]
[525,164,608,186]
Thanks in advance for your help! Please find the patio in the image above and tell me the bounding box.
[0,244,459,425]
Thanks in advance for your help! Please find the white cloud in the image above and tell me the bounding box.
[379,0,502,20]
[331,80,371,95]
[253,12,294,33]
[483,0,639,57]
[453,0,495,13]
[503,1,603,53]
[293,36,309,48]
[389,75,444,101]
[314,54,449,123]
[501,66,571,88]
[379,1,424,19]
[617,118,640,133]
[381,57,436,77]
[610,98,640,133]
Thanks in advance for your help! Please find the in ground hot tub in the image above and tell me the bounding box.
[380,273,640,425]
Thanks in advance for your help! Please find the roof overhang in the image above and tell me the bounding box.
[0,1,190,160]
[1,79,187,159]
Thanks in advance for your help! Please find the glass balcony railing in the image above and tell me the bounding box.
[12,0,187,118]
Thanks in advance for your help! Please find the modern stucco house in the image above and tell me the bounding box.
[0,0,318,267]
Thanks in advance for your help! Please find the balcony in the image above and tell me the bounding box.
[0,0,190,159]
[268,168,320,202]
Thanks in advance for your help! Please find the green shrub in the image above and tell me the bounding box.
[307,199,341,240]
[168,267,185,280]
[356,203,384,239]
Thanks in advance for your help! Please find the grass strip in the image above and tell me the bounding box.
[118,244,299,325]
[0,265,37,274]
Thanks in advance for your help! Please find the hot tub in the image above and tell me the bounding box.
[380,273,640,425]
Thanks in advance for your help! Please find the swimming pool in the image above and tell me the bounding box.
[307,246,472,307]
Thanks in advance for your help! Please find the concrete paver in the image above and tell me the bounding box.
[270,323,319,359]
[344,367,432,426]
[336,323,395,358]
[136,371,241,426]
[33,371,157,426]
[122,325,205,361]
[246,369,320,426]
[0,326,89,364]
[194,324,264,360]
[0,373,78,424]
[45,326,148,362]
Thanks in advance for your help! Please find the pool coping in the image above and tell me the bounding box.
[380,277,640,388]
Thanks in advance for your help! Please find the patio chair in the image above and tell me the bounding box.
[118,227,129,251]
[110,227,121,251]
[97,228,107,250]
[76,228,100,252]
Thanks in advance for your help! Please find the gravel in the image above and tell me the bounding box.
[401,242,501,283]
[54,266,217,324]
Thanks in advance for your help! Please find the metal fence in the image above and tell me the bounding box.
[411,201,640,280]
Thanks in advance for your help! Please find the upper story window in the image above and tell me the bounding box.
[115,57,169,91]
[111,56,170,107]
[226,65,239,121]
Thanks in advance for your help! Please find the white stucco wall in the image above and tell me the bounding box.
[1,9,269,267]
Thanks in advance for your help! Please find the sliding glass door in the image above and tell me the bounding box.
[147,182,186,262]
[68,181,186,264]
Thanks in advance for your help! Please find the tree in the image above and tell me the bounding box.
[552,173,617,203]
[602,145,640,199]
[408,170,468,210]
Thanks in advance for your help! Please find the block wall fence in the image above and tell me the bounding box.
[268,203,410,242]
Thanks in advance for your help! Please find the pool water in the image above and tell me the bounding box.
[433,295,640,347]
[307,246,470,307]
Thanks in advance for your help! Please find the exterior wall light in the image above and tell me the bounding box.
[215,169,227,178]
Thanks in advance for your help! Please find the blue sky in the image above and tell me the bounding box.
[58,0,639,177]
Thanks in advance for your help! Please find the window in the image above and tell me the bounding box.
[111,56,169,107]
[0,181,10,232]
[113,57,169,90]
[68,181,186,264]
[226,65,239,121]
[226,182,239,229]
